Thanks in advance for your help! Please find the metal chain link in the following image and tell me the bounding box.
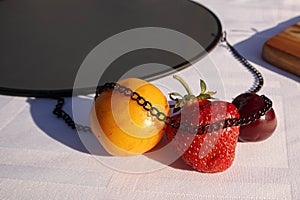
[53,82,272,135]
[220,31,264,93]
[92,83,273,135]
[53,98,92,133]
[52,33,271,134]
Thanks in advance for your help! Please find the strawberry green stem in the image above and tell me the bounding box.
[169,75,216,110]
[173,75,194,96]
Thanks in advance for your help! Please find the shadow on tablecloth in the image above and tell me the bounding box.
[27,96,196,171]
[230,15,300,82]
[27,97,110,156]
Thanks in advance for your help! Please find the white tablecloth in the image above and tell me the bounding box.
[1,0,300,199]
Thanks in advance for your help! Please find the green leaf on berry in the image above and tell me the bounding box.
[169,75,216,111]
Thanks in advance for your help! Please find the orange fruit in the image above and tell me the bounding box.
[89,78,170,156]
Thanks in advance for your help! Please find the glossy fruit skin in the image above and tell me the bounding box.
[90,78,169,156]
[232,93,277,142]
[166,100,240,173]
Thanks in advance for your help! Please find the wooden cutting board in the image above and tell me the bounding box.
[262,22,300,77]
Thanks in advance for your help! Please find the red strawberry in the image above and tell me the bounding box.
[166,75,240,173]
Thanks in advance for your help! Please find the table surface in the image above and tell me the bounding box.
[1,0,300,199]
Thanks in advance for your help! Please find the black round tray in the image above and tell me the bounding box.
[0,0,222,97]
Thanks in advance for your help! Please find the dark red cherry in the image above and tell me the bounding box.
[232,93,277,142]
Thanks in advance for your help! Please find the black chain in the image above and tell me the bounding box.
[53,98,92,133]
[220,32,264,93]
[52,33,271,134]
[90,82,273,135]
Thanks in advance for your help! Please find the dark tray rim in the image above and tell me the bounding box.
[0,1,222,98]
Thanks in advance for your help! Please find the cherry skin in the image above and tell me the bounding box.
[232,93,277,142]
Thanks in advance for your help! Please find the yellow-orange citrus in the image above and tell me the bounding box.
[89,78,169,156]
